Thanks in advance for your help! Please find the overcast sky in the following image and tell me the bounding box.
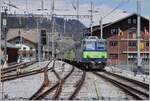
[1,0,150,26]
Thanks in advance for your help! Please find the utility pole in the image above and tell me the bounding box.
[90,2,93,36]
[100,17,103,39]
[63,17,66,35]
[37,19,41,62]
[0,0,2,99]
[19,17,22,62]
[1,6,8,100]
[51,0,55,58]
[37,0,48,61]
[137,0,141,68]
[3,8,8,67]
[74,0,79,60]
[41,0,44,60]
[88,2,99,36]
[51,16,55,58]
[8,0,11,12]
[26,0,28,12]
[76,0,79,20]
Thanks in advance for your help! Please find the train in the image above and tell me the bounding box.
[57,36,108,70]
[80,36,107,70]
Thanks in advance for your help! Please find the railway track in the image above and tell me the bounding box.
[51,61,86,100]
[29,60,57,100]
[30,60,86,100]
[30,62,74,100]
[93,71,149,100]
[1,61,36,74]
[1,60,53,82]
[68,70,86,100]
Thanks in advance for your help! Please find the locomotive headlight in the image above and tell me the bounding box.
[91,61,95,63]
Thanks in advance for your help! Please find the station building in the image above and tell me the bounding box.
[7,28,38,61]
[87,13,149,65]
[1,40,19,64]
[6,28,56,61]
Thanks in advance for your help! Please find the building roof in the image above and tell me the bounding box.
[1,40,19,48]
[7,28,39,44]
[102,13,149,28]
[87,13,149,33]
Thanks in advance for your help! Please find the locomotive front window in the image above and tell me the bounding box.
[84,41,95,50]
[97,41,105,50]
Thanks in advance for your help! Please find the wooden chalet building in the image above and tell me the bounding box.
[87,13,149,65]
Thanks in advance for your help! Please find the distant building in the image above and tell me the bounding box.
[87,13,149,65]
[7,28,38,61]
[6,28,58,61]
[1,40,19,64]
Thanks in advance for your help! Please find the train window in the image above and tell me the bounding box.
[84,41,95,50]
[97,41,105,50]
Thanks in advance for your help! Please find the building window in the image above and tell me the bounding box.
[128,53,136,62]
[128,19,131,24]
[111,28,118,35]
[128,28,136,38]
[110,41,118,46]
[128,41,137,47]
[133,19,136,24]
[109,54,118,59]
[146,41,149,47]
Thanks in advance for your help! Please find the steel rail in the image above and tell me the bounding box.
[31,63,74,100]
[60,59,86,100]
[29,60,55,100]
[68,71,86,100]
[1,61,36,71]
[1,60,53,82]
[52,67,75,100]
[1,61,36,74]
[52,70,61,80]
[93,72,149,100]
[105,71,149,90]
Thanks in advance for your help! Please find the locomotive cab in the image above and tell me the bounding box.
[81,36,107,70]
